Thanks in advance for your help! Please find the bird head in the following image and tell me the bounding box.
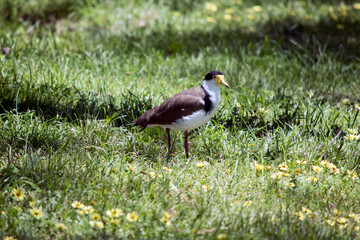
[204,71,230,88]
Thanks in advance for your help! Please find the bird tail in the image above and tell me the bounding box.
[133,116,147,128]
[133,120,147,131]
[133,110,153,130]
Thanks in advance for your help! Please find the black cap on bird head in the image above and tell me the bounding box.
[203,71,230,88]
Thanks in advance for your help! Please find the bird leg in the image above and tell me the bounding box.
[166,128,171,149]
[184,131,189,158]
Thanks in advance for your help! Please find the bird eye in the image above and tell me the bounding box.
[213,75,216,78]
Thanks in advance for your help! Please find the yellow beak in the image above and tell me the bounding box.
[215,75,230,88]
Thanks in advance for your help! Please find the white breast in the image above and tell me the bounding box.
[163,109,214,130]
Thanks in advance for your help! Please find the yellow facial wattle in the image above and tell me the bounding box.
[215,75,230,88]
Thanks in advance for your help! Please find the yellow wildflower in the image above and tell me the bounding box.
[55,223,68,230]
[355,104,360,110]
[163,211,171,219]
[244,201,252,207]
[254,163,264,171]
[206,17,216,22]
[295,168,301,175]
[12,189,25,201]
[280,171,290,177]
[77,210,85,215]
[329,166,340,174]
[301,207,312,215]
[271,171,289,179]
[307,177,318,182]
[296,212,305,221]
[149,171,156,178]
[327,219,336,226]
[224,14,232,21]
[244,111,253,117]
[110,219,120,225]
[258,107,267,114]
[306,90,314,98]
[90,221,104,228]
[129,165,136,172]
[163,166,173,172]
[4,237,17,240]
[347,128,358,135]
[279,164,288,171]
[321,161,340,174]
[248,14,254,20]
[160,212,172,226]
[206,2,218,12]
[71,201,84,209]
[312,166,323,173]
[90,213,101,221]
[337,217,348,224]
[172,11,181,17]
[345,134,359,140]
[342,98,350,105]
[347,170,358,179]
[225,8,234,14]
[253,5,262,12]
[106,208,123,218]
[126,212,139,222]
[296,160,308,165]
[30,208,43,219]
[83,206,93,214]
[202,185,212,191]
[355,226,360,232]
[349,213,359,219]
[354,3,360,10]
[286,182,295,188]
[197,162,205,168]
[225,169,231,173]
[328,162,337,169]
[217,233,228,240]
[160,217,172,226]
[271,173,280,179]
[320,160,330,167]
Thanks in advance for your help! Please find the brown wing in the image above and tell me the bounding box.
[133,87,206,128]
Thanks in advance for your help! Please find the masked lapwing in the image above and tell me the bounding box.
[133,71,230,158]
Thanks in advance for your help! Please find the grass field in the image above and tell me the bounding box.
[1,0,360,239]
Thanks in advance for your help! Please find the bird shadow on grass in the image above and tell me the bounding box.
[0,66,152,128]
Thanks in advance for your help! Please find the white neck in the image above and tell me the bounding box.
[201,80,221,111]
